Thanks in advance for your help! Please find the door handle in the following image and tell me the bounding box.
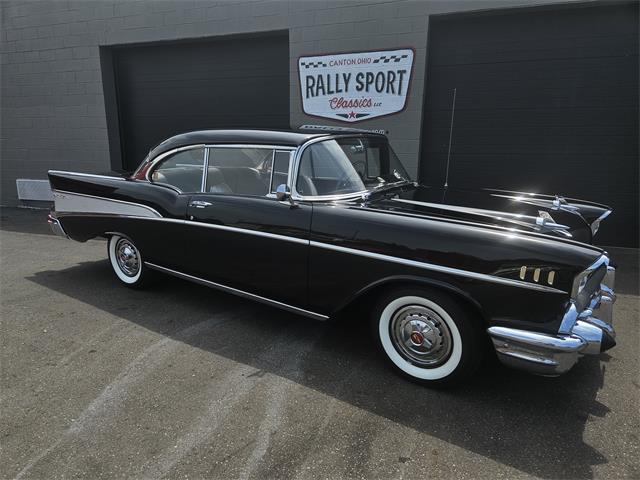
[189,200,212,208]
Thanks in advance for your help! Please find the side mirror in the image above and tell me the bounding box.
[275,184,298,209]
[275,184,290,201]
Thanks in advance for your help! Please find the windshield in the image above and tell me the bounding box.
[295,136,411,197]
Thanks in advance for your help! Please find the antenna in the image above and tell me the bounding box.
[443,88,457,188]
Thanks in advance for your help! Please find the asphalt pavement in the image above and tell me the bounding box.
[1,207,638,479]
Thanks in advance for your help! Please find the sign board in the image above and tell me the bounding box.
[298,49,414,123]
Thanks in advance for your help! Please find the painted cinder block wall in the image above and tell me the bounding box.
[1,0,566,205]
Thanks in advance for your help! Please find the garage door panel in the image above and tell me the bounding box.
[421,3,638,246]
[430,7,638,65]
[112,33,289,170]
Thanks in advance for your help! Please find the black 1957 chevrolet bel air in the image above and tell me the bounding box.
[47,128,616,387]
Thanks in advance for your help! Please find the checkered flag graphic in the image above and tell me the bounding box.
[372,54,410,64]
[300,61,328,68]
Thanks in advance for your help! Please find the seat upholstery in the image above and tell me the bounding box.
[296,174,318,196]
[217,167,269,196]
[152,166,202,192]
[206,167,232,194]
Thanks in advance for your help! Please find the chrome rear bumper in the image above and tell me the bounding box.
[488,265,616,376]
[47,212,68,238]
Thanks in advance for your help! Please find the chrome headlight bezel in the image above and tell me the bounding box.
[571,255,609,310]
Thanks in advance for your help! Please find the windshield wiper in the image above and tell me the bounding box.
[362,180,416,202]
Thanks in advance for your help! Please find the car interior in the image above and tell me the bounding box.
[151,147,286,197]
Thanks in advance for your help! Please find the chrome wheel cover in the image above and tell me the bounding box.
[115,238,140,277]
[390,305,453,367]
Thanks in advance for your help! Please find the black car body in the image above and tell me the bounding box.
[47,129,617,386]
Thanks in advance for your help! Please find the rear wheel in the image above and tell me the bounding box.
[372,287,484,387]
[107,235,152,288]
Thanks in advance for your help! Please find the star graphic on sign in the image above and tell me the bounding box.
[348,111,357,118]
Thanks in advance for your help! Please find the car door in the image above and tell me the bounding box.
[140,145,207,270]
[183,146,312,308]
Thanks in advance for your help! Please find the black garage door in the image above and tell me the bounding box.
[106,32,289,171]
[420,2,638,247]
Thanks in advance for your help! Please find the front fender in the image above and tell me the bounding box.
[333,274,487,322]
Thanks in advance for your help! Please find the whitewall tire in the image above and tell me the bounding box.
[107,235,150,288]
[372,287,483,387]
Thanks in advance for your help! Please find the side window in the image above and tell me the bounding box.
[270,151,291,193]
[151,148,205,192]
[205,147,274,197]
[365,147,382,178]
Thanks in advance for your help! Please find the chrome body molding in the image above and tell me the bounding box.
[51,205,570,293]
[52,190,162,218]
[144,262,329,321]
[48,170,127,182]
[488,260,616,376]
[179,219,309,245]
[309,241,567,294]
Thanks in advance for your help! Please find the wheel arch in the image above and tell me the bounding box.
[332,275,489,325]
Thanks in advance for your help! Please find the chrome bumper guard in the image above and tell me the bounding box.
[47,212,68,238]
[488,265,616,376]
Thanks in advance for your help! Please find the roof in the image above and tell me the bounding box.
[145,128,386,160]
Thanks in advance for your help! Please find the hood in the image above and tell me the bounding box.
[364,185,612,244]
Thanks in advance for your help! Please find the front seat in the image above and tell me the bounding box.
[296,174,318,196]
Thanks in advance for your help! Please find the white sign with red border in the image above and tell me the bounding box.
[298,48,414,123]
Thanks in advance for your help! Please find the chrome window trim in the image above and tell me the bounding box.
[203,144,294,198]
[201,147,210,193]
[204,144,296,150]
[144,262,329,321]
[145,144,207,193]
[290,135,373,202]
[268,149,295,194]
[268,149,276,194]
[146,144,296,194]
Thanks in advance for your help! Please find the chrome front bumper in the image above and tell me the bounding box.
[47,212,68,238]
[487,265,616,376]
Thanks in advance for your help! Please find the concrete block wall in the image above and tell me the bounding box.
[1,0,561,205]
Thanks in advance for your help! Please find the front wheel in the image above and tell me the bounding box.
[107,234,153,288]
[372,287,484,387]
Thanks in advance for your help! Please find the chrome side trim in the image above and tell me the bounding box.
[309,241,567,294]
[51,207,566,293]
[49,211,310,245]
[144,262,329,321]
[52,190,163,218]
[48,170,126,181]
[179,219,309,245]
